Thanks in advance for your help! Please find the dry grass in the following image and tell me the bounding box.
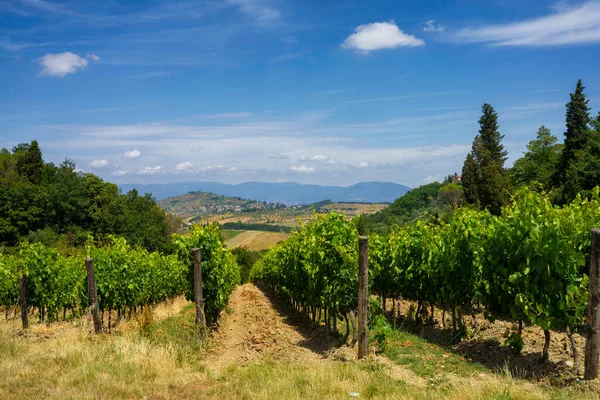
[0,294,598,399]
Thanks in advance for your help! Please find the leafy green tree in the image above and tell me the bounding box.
[437,183,465,210]
[15,140,44,185]
[511,126,561,188]
[462,104,511,215]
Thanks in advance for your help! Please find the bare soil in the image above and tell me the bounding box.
[205,283,335,372]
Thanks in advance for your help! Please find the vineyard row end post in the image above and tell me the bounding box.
[85,258,102,334]
[584,228,600,380]
[192,248,207,336]
[18,265,28,330]
[358,235,369,360]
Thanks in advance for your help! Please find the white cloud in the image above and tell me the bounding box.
[423,20,444,32]
[175,161,194,171]
[341,21,425,53]
[290,166,315,173]
[111,170,128,176]
[190,146,204,152]
[138,166,162,175]
[87,53,100,61]
[89,159,108,168]
[299,154,329,162]
[416,174,444,186]
[356,162,369,168]
[454,2,600,46]
[38,52,89,77]
[124,149,141,158]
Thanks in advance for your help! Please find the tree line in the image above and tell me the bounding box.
[0,141,179,253]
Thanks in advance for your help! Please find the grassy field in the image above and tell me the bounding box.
[1,287,598,399]
[221,229,245,242]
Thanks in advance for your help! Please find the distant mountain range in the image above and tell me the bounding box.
[119,181,411,205]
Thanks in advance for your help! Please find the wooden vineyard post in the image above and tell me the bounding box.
[192,248,207,336]
[358,236,369,359]
[85,258,102,334]
[18,265,28,330]
[585,228,600,380]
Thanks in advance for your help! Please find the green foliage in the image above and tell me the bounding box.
[462,104,511,215]
[364,182,443,231]
[511,126,561,189]
[370,314,392,352]
[0,236,194,319]
[173,224,240,323]
[89,236,187,311]
[251,212,359,319]
[0,142,175,252]
[231,247,261,284]
[503,329,524,355]
[220,222,292,233]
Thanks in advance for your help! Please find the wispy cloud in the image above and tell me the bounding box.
[111,170,128,176]
[454,2,600,46]
[272,50,311,62]
[341,21,425,53]
[423,20,444,32]
[227,0,281,25]
[201,112,255,119]
[346,90,466,104]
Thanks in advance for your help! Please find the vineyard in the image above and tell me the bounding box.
[0,223,239,328]
[251,187,600,372]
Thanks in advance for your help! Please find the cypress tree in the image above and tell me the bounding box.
[461,104,510,215]
[554,80,592,203]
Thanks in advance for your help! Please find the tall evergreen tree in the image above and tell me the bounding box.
[554,80,593,202]
[461,104,510,215]
[461,151,479,204]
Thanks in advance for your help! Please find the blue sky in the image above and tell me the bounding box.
[1,0,600,187]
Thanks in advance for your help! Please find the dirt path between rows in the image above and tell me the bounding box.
[204,283,334,373]
[204,283,428,389]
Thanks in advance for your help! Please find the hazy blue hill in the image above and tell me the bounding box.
[119,181,410,205]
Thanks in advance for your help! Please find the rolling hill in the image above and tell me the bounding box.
[120,181,411,205]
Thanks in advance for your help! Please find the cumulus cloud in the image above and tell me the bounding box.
[454,2,600,46]
[289,166,315,173]
[89,159,108,168]
[138,166,162,175]
[124,149,141,158]
[38,52,89,77]
[175,161,194,171]
[416,174,444,185]
[341,21,425,53]
[423,20,444,32]
[111,170,128,176]
[86,53,100,61]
